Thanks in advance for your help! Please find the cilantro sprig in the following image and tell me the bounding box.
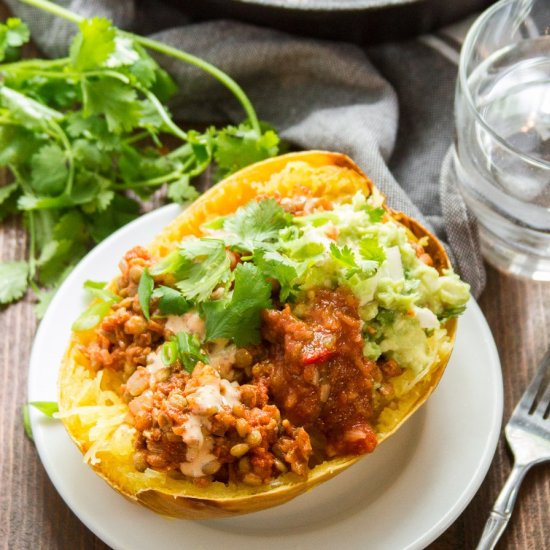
[203,263,272,346]
[0,1,280,316]
[223,198,293,252]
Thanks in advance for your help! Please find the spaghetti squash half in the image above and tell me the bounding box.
[58,151,470,518]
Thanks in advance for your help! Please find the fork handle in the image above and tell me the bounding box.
[477,463,530,550]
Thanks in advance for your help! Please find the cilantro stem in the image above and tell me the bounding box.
[167,143,193,159]
[0,57,69,71]
[9,163,29,193]
[19,0,262,137]
[19,0,82,25]
[114,168,188,190]
[127,34,262,137]
[29,277,42,295]
[85,70,130,84]
[2,68,130,84]
[123,131,151,145]
[50,119,74,195]
[1,68,73,79]
[137,86,188,141]
[27,211,37,278]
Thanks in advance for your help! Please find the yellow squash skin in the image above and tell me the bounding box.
[58,151,457,519]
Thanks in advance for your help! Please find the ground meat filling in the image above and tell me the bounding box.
[260,288,379,458]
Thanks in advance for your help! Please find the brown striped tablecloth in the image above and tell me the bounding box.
[0,2,549,547]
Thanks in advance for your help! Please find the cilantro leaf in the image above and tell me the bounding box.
[0,183,19,222]
[253,249,300,302]
[35,212,88,285]
[152,285,190,316]
[77,172,114,213]
[82,78,141,133]
[137,267,154,320]
[72,139,111,172]
[0,125,44,167]
[128,55,157,88]
[167,175,198,205]
[149,66,178,103]
[213,122,279,177]
[36,240,75,285]
[365,206,386,223]
[65,112,119,149]
[30,143,68,196]
[0,18,30,62]
[70,17,116,71]
[88,194,140,243]
[329,243,362,280]
[54,211,87,241]
[5,18,30,48]
[34,287,57,319]
[224,199,292,252]
[0,86,63,128]
[32,210,56,253]
[106,36,140,68]
[156,239,231,303]
[203,263,272,346]
[0,182,18,207]
[330,243,357,269]
[0,261,29,304]
[359,237,386,264]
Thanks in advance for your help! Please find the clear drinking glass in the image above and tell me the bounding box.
[451,0,550,280]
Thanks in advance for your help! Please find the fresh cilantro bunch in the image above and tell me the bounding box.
[0,2,280,315]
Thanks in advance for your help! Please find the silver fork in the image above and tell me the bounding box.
[477,346,550,550]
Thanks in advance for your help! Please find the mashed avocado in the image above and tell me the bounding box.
[274,191,470,375]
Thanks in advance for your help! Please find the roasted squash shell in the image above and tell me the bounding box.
[59,151,458,519]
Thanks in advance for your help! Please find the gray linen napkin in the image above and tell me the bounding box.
[5,0,485,297]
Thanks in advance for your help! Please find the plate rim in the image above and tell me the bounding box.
[28,203,503,550]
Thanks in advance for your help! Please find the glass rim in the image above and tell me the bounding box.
[459,0,550,170]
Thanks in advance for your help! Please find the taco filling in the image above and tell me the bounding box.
[75,182,469,488]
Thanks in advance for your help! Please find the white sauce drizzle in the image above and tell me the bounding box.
[145,349,170,384]
[165,312,205,338]
[179,436,215,478]
[179,365,241,477]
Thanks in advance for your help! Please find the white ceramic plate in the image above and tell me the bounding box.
[28,204,503,550]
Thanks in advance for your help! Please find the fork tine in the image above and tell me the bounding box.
[516,346,550,415]
[533,363,550,418]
